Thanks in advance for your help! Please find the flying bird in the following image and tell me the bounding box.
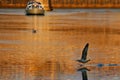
[77,43,90,63]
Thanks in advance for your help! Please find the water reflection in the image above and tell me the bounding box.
[0,9,120,80]
[78,67,90,80]
[0,63,120,80]
[77,65,120,80]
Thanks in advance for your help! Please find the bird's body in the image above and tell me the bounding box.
[77,59,90,63]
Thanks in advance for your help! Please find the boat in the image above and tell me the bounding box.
[25,0,45,15]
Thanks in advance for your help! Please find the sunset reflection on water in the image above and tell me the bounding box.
[0,9,120,80]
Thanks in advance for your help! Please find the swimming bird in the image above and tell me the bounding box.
[77,43,90,63]
[32,29,37,33]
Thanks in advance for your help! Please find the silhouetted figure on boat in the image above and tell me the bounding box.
[77,43,90,63]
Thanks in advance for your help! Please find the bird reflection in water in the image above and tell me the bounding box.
[76,43,90,69]
[78,67,90,80]
[77,43,90,80]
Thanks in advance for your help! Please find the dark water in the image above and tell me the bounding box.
[0,9,120,80]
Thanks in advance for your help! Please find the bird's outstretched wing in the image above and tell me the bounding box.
[81,43,89,60]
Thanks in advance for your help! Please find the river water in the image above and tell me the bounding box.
[0,9,120,80]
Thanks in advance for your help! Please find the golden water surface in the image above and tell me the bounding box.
[0,9,120,80]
